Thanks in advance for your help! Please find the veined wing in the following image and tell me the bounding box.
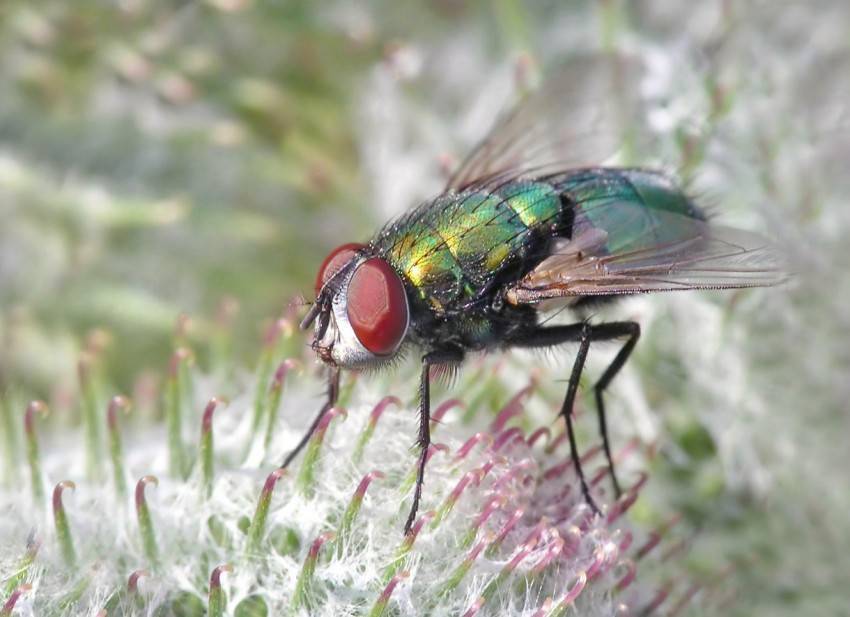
[446,54,642,192]
[506,206,785,304]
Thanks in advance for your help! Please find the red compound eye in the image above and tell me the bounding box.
[346,258,408,355]
[315,243,366,296]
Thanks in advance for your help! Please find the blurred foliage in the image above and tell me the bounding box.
[0,0,392,395]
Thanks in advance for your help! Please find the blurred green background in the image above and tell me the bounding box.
[1,2,848,614]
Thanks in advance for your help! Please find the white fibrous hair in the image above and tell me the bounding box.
[0,316,708,616]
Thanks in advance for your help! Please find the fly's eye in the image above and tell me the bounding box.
[315,242,367,296]
[346,258,408,356]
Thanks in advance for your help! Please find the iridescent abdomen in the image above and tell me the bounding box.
[551,168,705,254]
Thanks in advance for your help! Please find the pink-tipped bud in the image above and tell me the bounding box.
[376,570,409,605]
[369,396,401,427]
[527,427,551,447]
[636,514,682,560]
[317,406,347,433]
[128,569,147,593]
[493,508,524,547]
[490,383,534,432]
[24,400,48,435]
[168,347,193,378]
[202,398,226,434]
[405,510,436,543]
[262,468,287,497]
[52,480,75,513]
[107,396,131,431]
[135,475,158,511]
[530,598,553,617]
[210,564,233,589]
[431,399,465,426]
[424,443,449,465]
[472,496,505,533]
[262,317,290,348]
[615,560,637,591]
[354,470,385,502]
[308,532,335,560]
[271,359,299,390]
[558,571,587,607]
[455,432,492,461]
[2,584,32,615]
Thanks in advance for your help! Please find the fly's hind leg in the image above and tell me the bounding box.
[590,321,640,499]
[511,321,640,513]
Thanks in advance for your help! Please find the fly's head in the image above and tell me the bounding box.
[301,243,410,369]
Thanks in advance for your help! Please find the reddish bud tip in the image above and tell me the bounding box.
[24,400,48,434]
[271,359,299,389]
[431,399,465,425]
[168,348,193,378]
[52,480,76,513]
[128,569,148,593]
[354,470,385,501]
[107,396,131,430]
[377,570,409,604]
[135,476,158,511]
[307,532,335,560]
[210,564,233,589]
[2,584,32,615]
[202,398,226,434]
[490,383,534,432]
[369,396,402,425]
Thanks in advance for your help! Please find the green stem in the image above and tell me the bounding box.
[367,571,408,617]
[53,481,77,567]
[264,360,297,451]
[245,468,286,556]
[78,354,103,481]
[336,470,383,557]
[296,407,346,497]
[208,564,232,617]
[3,537,39,596]
[200,398,224,498]
[1,584,31,617]
[166,348,192,479]
[24,401,47,504]
[135,476,159,567]
[382,510,434,582]
[291,532,334,613]
[107,396,131,499]
[352,396,399,464]
[0,395,19,487]
[250,319,287,442]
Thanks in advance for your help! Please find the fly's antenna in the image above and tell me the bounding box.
[299,302,322,330]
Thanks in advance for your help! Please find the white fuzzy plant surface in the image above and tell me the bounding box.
[0,317,710,616]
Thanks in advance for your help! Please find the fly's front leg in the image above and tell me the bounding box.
[404,349,463,535]
[280,366,340,469]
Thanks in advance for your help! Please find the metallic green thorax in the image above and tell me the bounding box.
[373,180,560,312]
[371,168,703,338]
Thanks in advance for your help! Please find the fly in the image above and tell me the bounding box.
[285,56,783,534]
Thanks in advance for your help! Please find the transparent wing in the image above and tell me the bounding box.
[506,207,785,304]
[446,54,643,192]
